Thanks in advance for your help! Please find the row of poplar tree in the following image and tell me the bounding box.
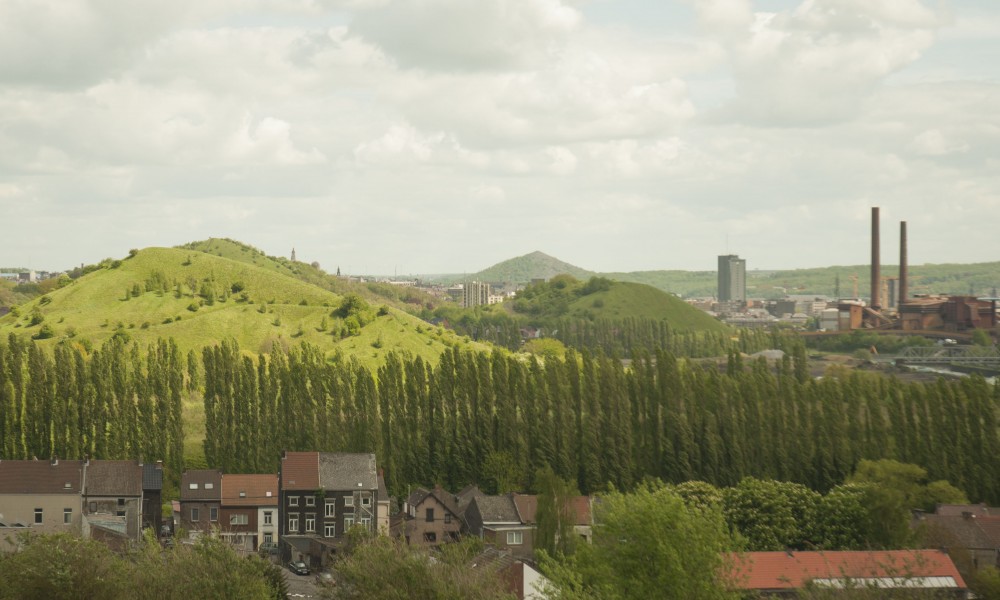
[202,339,1000,503]
[3,332,999,504]
[0,334,188,475]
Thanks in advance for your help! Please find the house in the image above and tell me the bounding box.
[141,462,163,534]
[511,494,593,546]
[729,550,969,598]
[82,460,144,550]
[915,504,1000,577]
[219,473,278,554]
[465,494,535,560]
[279,451,384,568]
[179,469,222,538]
[391,485,463,547]
[0,458,84,548]
[471,547,551,600]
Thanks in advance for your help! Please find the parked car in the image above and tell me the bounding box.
[288,560,310,576]
[315,572,335,586]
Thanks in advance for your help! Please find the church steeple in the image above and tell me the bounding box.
[291,247,296,262]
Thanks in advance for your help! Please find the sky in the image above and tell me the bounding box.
[1,0,998,275]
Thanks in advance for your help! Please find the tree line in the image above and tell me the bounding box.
[0,334,187,476]
[3,332,999,505]
[200,339,1000,503]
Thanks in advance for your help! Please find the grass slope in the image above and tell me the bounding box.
[565,281,728,333]
[0,246,485,368]
[459,251,595,284]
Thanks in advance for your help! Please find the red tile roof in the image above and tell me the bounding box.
[221,474,279,506]
[281,452,319,490]
[729,550,966,591]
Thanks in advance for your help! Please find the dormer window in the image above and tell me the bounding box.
[239,491,246,498]
[189,483,198,490]
[205,483,214,490]
[63,482,71,489]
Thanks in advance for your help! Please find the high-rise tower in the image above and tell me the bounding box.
[718,254,746,303]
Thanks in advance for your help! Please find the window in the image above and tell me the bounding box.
[423,532,437,543]
[210,507,218,522]
[189,483,199,490]
[288,514,299,532]
[230,514,248,525]
[343,516,354,529]
[34,509,43,524]
[425,508,434,523]
[444,514,452,524]
[116,510,126,518]
[324,524,335,538]
[239,491,246,498]
[325,501,336,518]
[360,517,371,528]
[361,496,371,506]
[205,483,214,490]
[344,496,354,507]
[306,496,315,507]
[63,508,72,524]
[263,532,273,545]
[506,531,523,545]
[117,498,125,506]
[289,496,299,507]
[263,511,272,525]
[305,514,316,533]
[191,508,200,522]
[88,501,97,513]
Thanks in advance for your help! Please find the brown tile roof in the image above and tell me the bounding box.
[513,494,537,524]
[281,452,319,491]
[0,459,84,494]
[406,486,461,518]
[180,469,222,501]
[729,550,967,591]
[85,460,143,497]
[221,474,278,506]
[570,496,591,526]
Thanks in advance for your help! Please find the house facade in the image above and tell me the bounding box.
[219,473,278,553]
[279,451,383,568]
[179,469,222,538]
[392,485,463,547]
[82,460,144,548]
[0,459,84,547]
[466,494,534,560]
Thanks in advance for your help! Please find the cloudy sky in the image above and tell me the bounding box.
[1,0,997,275]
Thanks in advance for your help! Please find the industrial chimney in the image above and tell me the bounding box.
[870,207,880,310]
[899,221,908,305]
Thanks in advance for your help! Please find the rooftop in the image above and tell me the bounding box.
[0,459,84,494]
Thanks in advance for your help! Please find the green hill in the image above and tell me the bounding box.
[508,275,727,333]
[0,246,485,367]
[463,251,594,284]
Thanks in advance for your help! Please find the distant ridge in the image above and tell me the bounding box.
[470,251,594,284]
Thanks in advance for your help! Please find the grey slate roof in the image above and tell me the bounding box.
[181,469,222,501]
[86,460,142,497]
[474,495,521,524]
[318,453,377,491]
[142,463,163,491]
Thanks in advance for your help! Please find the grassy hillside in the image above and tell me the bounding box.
[0,246,485,368]
[179,238,440,314]
[564,281,727,333]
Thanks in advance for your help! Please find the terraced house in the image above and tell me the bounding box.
[279,451,389,568]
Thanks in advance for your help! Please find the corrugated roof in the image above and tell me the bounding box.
[281,452,319,491]
[730,550,967,591]
[0,459,84,494]
[221,474,278,506]
[180,469,222,500]
[86,460,143,497]
[318,453,377,491]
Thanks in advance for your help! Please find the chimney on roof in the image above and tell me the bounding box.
[51,457,58,466]
[156,460,163,470]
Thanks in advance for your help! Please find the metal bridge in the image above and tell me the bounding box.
[892,345,1000,368]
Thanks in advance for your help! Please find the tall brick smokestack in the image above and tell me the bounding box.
[871,207,880,310]
[899,220,908,305]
